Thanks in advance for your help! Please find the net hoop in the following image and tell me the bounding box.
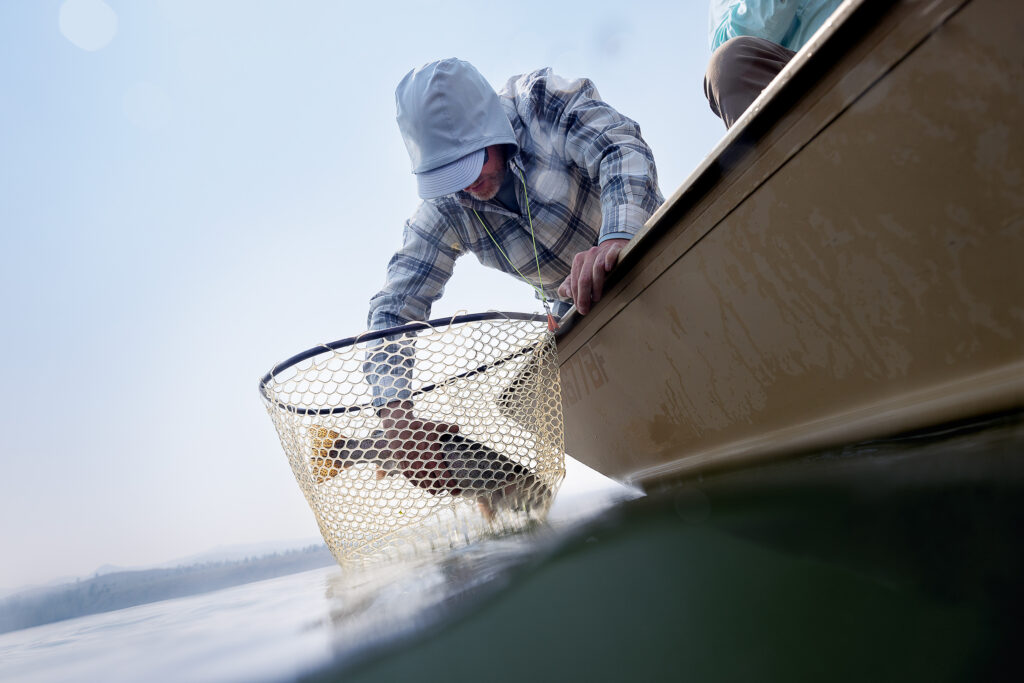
[259,312,547,416]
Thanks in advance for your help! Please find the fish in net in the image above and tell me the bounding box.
[260,313,565,565]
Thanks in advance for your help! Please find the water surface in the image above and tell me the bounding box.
[3,416,1022,682]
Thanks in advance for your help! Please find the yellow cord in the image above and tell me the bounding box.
[471,167,551,313]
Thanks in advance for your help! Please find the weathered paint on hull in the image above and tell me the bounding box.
[557,0,1024,485]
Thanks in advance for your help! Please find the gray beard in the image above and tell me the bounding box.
[467,185,500,202]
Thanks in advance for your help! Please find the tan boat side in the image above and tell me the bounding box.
[557,0,1024,484]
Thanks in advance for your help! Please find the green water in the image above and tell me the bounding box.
[311,414,1024,682]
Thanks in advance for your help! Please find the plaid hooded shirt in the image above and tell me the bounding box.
[366,68,664,331]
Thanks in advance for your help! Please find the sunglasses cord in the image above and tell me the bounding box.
[472,167,557,330]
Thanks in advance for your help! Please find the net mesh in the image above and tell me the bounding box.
[260,314,565,566]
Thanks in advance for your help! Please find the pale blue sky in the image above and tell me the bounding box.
[0,0,725,589]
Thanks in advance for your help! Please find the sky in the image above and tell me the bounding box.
[0,0,725,590]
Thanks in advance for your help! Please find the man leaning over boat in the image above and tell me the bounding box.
[363,58,664,496]
[705,0,844,128]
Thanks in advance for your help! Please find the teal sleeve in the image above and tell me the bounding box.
[709,0,802,51]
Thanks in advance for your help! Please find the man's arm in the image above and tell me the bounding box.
[366,202,461,332]
[538,74,663,314]
[365,202,461,407]
[362,203,468,494]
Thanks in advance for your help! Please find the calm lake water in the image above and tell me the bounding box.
[0,491,629,683]
[3,416,1022,682]
[0,566,342,682]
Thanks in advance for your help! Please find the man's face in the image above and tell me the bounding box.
[464,145,506,201]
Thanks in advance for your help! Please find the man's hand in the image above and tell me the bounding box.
[379,400,462,495]
[557,238,628,316]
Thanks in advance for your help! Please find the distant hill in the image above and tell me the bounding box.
[152,537,327,568]
[0,545,336,635]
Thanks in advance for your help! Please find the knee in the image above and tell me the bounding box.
[705,36,762,96]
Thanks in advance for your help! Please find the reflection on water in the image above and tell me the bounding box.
[321,538,536,667]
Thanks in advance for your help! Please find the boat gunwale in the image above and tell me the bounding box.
[556,0,971,351]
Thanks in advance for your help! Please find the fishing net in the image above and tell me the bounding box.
[259,313,565,566]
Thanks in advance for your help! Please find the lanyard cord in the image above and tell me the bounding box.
[472,166,552,315]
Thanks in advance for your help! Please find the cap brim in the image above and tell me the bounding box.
[415,148,486,199]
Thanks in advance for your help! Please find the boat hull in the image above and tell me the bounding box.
[556,0,1024,485]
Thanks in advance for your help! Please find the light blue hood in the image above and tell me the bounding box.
[395,58,518,174]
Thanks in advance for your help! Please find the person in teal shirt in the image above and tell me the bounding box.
[704,0,843,128]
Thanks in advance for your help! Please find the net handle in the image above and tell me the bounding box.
[258,311,549,411]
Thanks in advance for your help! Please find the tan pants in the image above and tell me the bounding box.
[704,36,797,129]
